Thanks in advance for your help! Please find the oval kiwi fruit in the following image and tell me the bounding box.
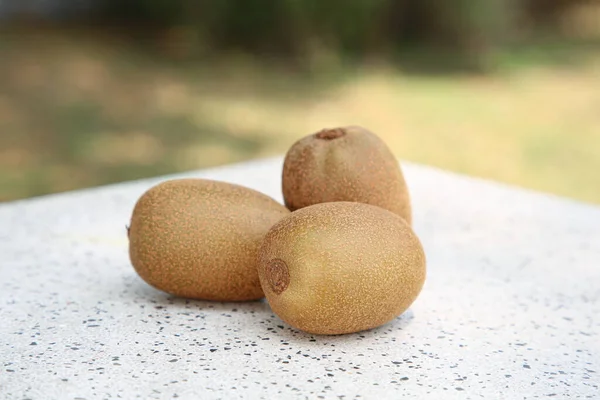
[128,178,290,301]
[282,125,412,225]
[257,201,426,335]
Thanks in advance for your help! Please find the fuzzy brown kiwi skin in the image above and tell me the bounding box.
[128,178,290,301]
[257,201,426,335]
[282,125,412,225]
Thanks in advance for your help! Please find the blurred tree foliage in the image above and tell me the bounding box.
[96,0,592,68]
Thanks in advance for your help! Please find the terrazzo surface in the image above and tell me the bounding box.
[1,157,599,400]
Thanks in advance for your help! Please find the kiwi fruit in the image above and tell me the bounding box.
[257,201,426,335]
[128,178,290,301]
[282,125,412,225]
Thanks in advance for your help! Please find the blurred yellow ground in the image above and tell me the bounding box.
[1,28,599,203]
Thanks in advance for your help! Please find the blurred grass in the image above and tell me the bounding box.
[0,25,599,204]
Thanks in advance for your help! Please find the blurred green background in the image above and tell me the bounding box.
[1,0,599,203]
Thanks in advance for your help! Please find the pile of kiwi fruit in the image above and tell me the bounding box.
[128,125,426,335]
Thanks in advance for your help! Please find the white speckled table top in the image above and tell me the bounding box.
[1,157,599,400]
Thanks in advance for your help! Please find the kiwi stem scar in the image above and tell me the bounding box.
[315,128,346,140]
[265,259,290,295]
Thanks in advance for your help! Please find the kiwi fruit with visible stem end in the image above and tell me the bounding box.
[282,125,412,225]
[128,178,290,301]
[257,201,426,335]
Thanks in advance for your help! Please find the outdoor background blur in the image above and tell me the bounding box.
[1,0,599,203]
